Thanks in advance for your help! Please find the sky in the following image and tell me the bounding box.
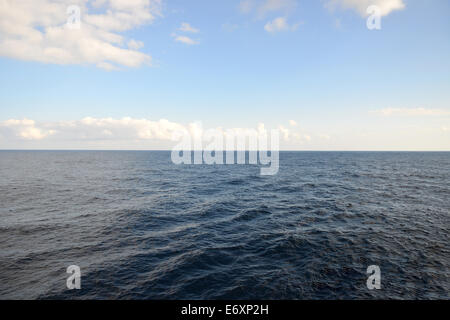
[0,0,449,150]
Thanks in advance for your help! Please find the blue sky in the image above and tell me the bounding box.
[0,0,449,150]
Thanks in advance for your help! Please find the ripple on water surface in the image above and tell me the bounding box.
[0,151,448,299]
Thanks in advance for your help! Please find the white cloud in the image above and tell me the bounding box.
[326,0,405,17]
[264,17,289,33]
[179,22,199,33]
[127,39,144,50]
[278,125,290,140]
[172,22,199,45]
[0,117,187,143]
[78,117,185,140]
[0,117,313,149]
[0,0,162,70]
[172,34,199,45]
[371,108,450,117]
[289,120,298,127]
[264,17,300,33]
[86,0,162,31]
[1,119,55,140]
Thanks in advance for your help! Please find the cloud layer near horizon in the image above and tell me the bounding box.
[0,117,311,149]
[1,113,449,150]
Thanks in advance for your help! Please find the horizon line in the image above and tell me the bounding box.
[1,149,449,152]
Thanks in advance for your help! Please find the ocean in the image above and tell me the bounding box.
[0,151,448,299]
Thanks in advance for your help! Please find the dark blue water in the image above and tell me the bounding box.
[0,151,448,299]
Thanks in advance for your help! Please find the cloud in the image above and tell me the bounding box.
[78,117,185,140]
[0,117,186,143]
[371,108,450,117]
[264,17,300,33]
[264,17,289,32]
[1,119,55,140]
[179,22,199,33]
[172,34,199,45]
[289,120,298,127]
[0,117,312,149]
[172,22,199,45]
[326,0,405,17]
[127,39,144,50]
[278,125,290,140]
[0,0,162,70]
